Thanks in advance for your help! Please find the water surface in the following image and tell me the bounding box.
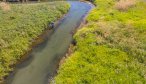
[6,1,92,84]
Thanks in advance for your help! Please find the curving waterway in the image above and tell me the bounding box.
[6,1,93,84]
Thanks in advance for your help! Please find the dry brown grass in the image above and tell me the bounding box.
[115,0,136,11]
[0,2,11,11]
[95,21,146,63]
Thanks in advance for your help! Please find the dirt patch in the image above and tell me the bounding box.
[115,0,136,11]
[0,2,11,11]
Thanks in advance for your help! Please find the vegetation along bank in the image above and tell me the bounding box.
[0,1,70,82]
[54,0,146,83]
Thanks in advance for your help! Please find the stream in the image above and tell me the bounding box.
[6,1,93,84]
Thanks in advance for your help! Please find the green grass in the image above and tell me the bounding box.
[0,1,69,81]
[54,46,146,84]
[54,0,146,83]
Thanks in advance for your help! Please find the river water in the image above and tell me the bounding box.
[6,1,93,84]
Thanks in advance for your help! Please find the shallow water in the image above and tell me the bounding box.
[6,1,92,84]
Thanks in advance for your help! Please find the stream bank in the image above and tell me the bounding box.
[5,1,93,84]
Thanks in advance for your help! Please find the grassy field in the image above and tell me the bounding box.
[54,0,146,83]
[0,1,69,81]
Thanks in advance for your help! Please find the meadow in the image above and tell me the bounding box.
[54,0,146,83]
[0,1,69,81]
